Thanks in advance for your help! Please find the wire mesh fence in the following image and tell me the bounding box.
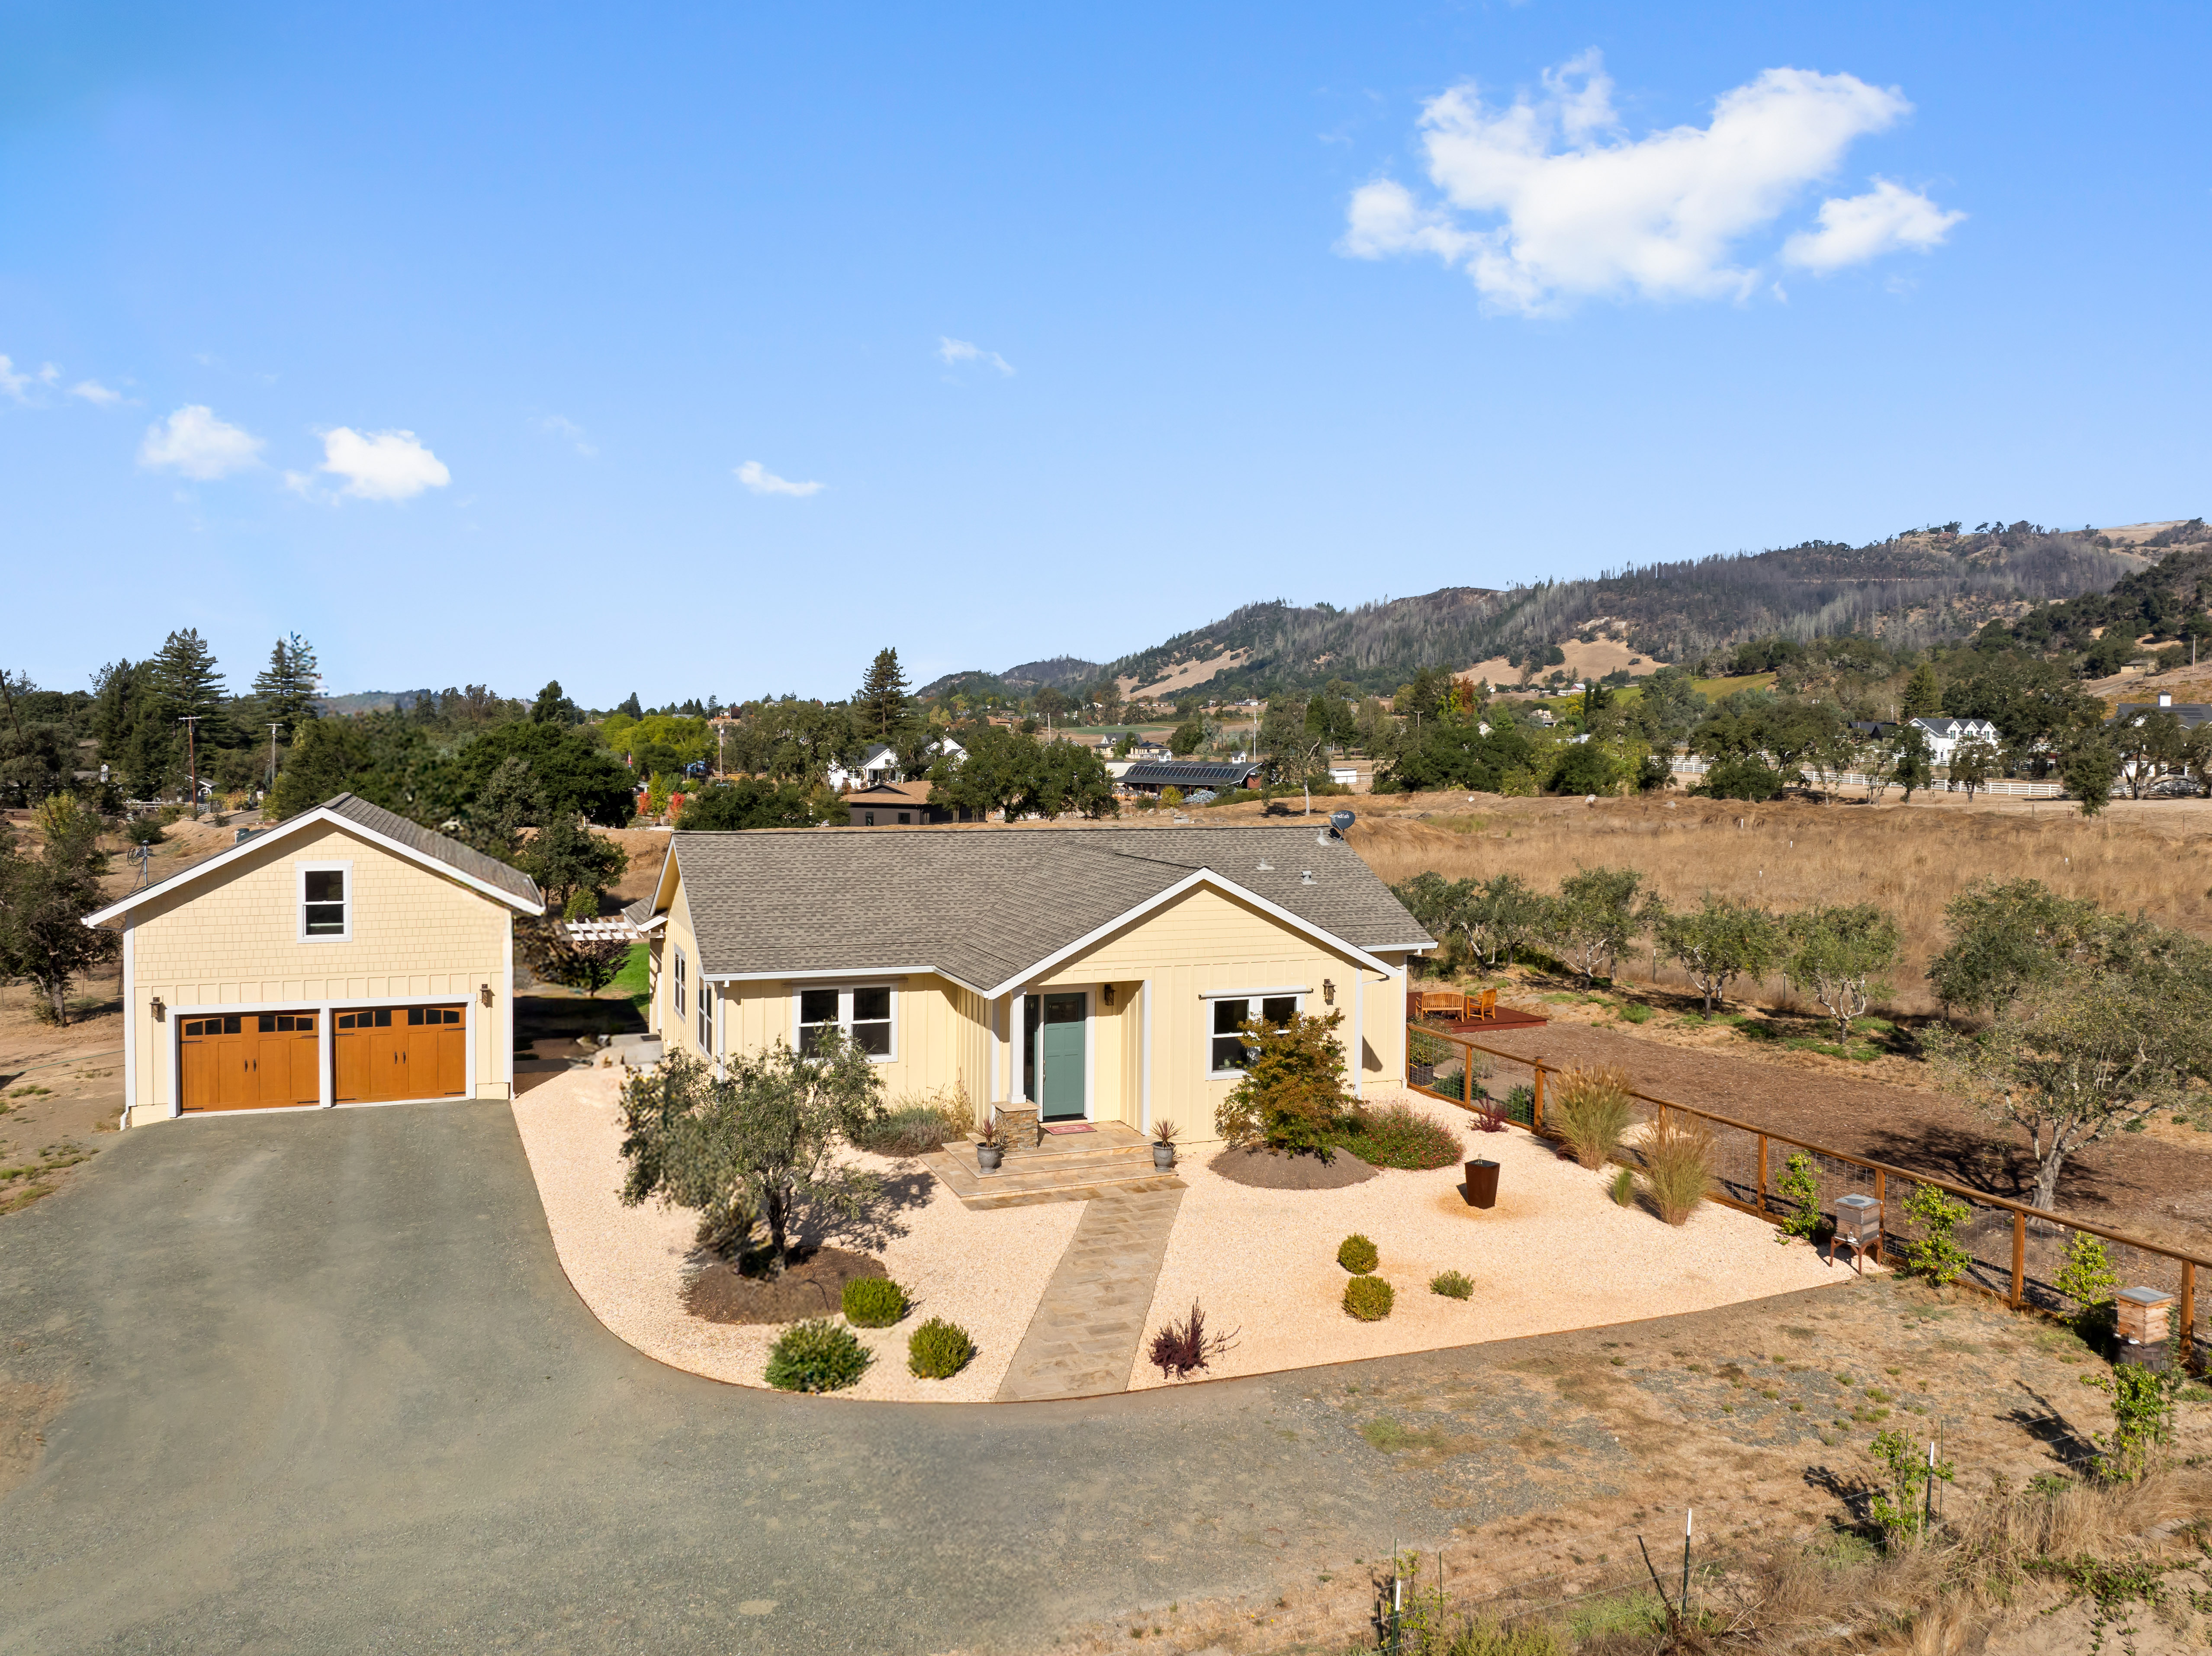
[1404,1018,2208,1373]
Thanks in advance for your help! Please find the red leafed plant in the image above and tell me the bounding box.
[1472,1092,1509,1133]
[1148,1299,1240,1381]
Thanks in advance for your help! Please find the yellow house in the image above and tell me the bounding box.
[624,823,1434,1135]
[85,794,546,1128]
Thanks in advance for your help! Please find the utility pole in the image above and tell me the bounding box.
[268,723,282,796]
[179,714,203,819]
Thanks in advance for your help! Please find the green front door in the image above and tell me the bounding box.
[1038,992,1087,1120]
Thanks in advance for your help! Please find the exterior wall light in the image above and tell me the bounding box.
[1322,979,1336,1005]
[151,995,166,1022]
[1101,984,1116,1008]
[479,983,495,1007]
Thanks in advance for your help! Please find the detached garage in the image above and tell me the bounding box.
[86,793,545,1128]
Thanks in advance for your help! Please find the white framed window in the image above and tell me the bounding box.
[1206,992,1302,1076]
[673,948,687,1021]
[797,985,895,1060]
[297,861,353,942]
[697,978,713,1054]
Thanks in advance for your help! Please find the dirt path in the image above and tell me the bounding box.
[1470,1022,2212,1252]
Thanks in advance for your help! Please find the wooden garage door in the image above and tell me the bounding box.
[178,1013,321,1113]
[333,1005,466,1103]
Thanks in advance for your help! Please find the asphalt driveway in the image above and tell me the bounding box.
[0,1103,1509,1655]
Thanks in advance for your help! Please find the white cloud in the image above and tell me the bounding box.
[532,414,597,457]
[736,460,823,497]
[1343,53,1954,312]
[0,356,32,401]
[68,379,124,406]
[137,405,266,479]
[937,336,1016,375]
[316,427,452,501]
[1781,178,1964,271]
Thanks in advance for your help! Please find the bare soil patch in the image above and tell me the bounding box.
[1061,1274,2212,1656]
[0,974,125,1219]
[1473,1020,2212,1254]
[680,1245,886,1324]
[1209,1144,1378,1190]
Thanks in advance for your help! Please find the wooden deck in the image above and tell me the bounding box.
[1433,1005,1551,1032]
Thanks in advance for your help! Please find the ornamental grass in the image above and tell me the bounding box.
[1551,1064,1636,1171]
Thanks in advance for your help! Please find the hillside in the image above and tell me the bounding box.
[923,519,2203,703]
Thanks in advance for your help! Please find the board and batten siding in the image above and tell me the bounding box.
[654,870,1411,1142]
[121,822,516,1127]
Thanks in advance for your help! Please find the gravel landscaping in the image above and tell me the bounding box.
[1129,1092,1849,1390]
[511,1067,1081,1400]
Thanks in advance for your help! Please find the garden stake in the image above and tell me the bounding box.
[1681,1508,1692,1616]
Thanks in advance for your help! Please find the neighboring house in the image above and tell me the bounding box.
[827,735,968,793]
[1118,760,1263,796]
[2112,692,2212,731]
[84,793,545,1128]
[844,780,974,826]
[1905,716,1999,764]
[623,824,1433,1135]
[1130,738,1170,759]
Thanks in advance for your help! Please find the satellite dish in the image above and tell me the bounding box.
[1328,809,1356,836]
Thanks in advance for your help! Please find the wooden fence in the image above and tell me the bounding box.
[1406,1020,2207,1373]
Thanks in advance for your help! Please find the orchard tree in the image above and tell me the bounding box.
[1545,866,1649,988]
[1654,894,1788,1017]
[1784,903,1902,1043]
[1926,878,2101,1021]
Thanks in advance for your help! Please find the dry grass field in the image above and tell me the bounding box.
[1328,789,2212,1019]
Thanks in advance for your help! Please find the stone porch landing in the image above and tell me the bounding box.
[919,1120,1187,1210]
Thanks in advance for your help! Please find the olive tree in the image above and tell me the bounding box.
[1783,902,1902,1043]
[1545,865,1649,988]
[1925,878,2100,1021]
[618,1036,886,1268]
[1925,938,2212,1213]
[1653,893,1787,1016]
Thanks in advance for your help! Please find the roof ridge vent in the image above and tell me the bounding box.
[1300,870,1315,885]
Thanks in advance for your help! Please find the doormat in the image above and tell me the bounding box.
[1042,1123,1096,1135]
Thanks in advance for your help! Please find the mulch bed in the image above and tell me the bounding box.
[1209,1145,1379,1190]
[1471,1023,2212,1249]
[681,1246,885,1325]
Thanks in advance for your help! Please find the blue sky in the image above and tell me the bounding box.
[3,2,2206,705]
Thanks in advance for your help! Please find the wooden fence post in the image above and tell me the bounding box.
[1532,1061,1545,1133]
[2183,1261,2198,1377]
[2011,1211,2026,1309]
[1873,1168,1886,1267]
[1757,1135,1768,1218]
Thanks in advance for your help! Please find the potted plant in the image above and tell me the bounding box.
[974,1112,1005,1174]
[1151,1118,1180,1170]
[1463,1157,1499,1209]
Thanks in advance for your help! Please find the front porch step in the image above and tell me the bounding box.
[919,1136,1187,1210]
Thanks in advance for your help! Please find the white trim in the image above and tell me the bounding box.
[120,919,137,1127]
[1139,977,1153,1133]
[1022,986,1091,1121]
[977,868,1391,998]
[1352,968,1364,1101]
[296,859,354,943]
[792,982,899,1064]
[1205,991,1305,1080]
[1198,984,1312,1000]
[81,802,545,927]
[673,946,688,1024]
[162,991,477,1117]
[703,966,948,988]
[499,923,514,1096]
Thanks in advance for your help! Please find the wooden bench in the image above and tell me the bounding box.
[1411,988,1467,1020]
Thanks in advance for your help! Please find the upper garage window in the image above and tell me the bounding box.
[299,862,351,941]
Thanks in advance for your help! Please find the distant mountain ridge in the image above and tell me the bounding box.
[923,521,2202,703]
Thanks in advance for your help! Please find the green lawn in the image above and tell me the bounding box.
[611,942,650,1017]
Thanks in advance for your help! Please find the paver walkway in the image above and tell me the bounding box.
[994,1186,1184,1400]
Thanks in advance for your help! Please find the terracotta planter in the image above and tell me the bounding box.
[1152,1143,1177,1170]
[977,1144,1003,1174]
[1463,1159,1500,1209]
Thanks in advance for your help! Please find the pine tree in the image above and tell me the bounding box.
[856,648,910,739]
[1900,664,1942,717]
[148,629,228,810]
[251,634,321,738]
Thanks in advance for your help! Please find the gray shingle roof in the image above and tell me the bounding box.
[318,794,545,908]
[662,823,1432,991]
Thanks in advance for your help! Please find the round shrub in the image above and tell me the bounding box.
[842,1276,908,1328]
[763,1318,872,1393]
[907,1317,976,1380]
[1429,1269,1473,1300]
[1337,1233,1379,1274]
[1343,1275,1395,1322]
